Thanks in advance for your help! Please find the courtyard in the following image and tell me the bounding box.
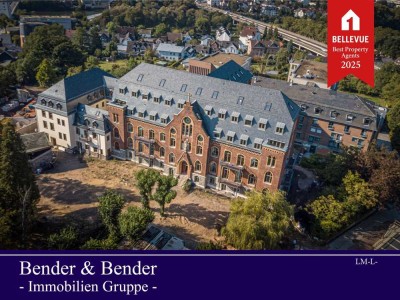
[36,151,232,249]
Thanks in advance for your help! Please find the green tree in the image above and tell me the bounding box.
[119,206,154,241]
[387,103,400,152]
[222,191,293,250]
[36,59,57,87]
[308,195,348,239]
[273,27,279,40]
[153,175,178,217]
[196,241,223,250]
[98,191,125,237]
[154,23,169,37]
[48,226,78,250]
[342,171,378,216]
[0,121,40,244]
[195,17,210,34]
[135,169,159,209]
[0,65,17,97]
[85,56,99,69]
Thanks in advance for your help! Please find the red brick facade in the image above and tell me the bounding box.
[107,100,293,195]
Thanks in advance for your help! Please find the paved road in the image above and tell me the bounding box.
[197,3,327,56]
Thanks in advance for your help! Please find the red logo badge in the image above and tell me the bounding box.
[328,0,374,87]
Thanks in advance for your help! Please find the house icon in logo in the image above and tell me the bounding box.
[341,9,360,31]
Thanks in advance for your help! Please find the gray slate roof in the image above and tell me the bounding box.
[21,132,51,153]
[110,63,300,152]
[39,68,114,103]
[253,77,378,130]
[74,103,111,134]
[156,43,185,53]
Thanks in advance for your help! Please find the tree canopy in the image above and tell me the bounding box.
[222,191,293,250]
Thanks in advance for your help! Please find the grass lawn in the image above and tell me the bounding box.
[98,59,129,73]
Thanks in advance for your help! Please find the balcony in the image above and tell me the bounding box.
[135,135,155,144]
[79,136,91,143]
[219,177,243,188]
[220,160,245,172]
[136,151,155,159]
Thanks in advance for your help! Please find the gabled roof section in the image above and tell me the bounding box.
[74,103,110,134]
[208,60,253,84]
[21,132,50,153]
[40,68,114,102]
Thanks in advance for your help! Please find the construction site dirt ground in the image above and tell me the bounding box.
[36,151,231,248]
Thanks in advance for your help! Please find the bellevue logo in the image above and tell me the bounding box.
[341,9,360,31]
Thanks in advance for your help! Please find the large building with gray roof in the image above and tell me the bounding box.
[252,77,385,154]
[106,63,299,194]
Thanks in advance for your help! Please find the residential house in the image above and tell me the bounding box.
[156,43,194,61]
[74,103,111,159]
[239,26,261,49]
[261,4,278,17]
[216,27,231,42]
[247,40,280,58]
[138,29,152,39]
[188,52,252,75]
[35,68,116,149]
[218,41,240,54]
[117,33,136,56]
[288,60,329,89]
[166,32,191,44]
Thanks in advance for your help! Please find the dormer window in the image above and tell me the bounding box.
[218,109,226,120]
[227,131,235,142]
[258,118,268,130]
[132,91,138,97]
[161,114,169,124]
[153,97,160,103]
[314,107,322,114]
[142,94,148,100]
[254,142,262,150]
[48,101,54,108]
[56,103,62,110]
[92,121,98,128]
[330,111,338,119]
[119,88,124,94]
[178,99,185,109]
[363,118,372,126]
[244,115,253,126]
[41,99,46,105]
[346,114,354,122]
[149,111,157,121]
[275,122,285,135]
[205,105,213,116]
[231,112,240,123]
[300,104,307,111]
[214,128,222,139]
[240,134,248,146]
[164,99,171,106]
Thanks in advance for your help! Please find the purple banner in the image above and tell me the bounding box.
[0,251,398,299]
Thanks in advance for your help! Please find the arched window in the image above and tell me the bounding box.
[169,153,175,164]
[195,161,202,172]
[84,119,90,126]
[209,162,217,174]
[48,101,54,108]
[223,151,231,162]
[127,137,133,149]
[182,117,193,136]
[170,128,176,147]
[264,172,273,184]
[92,121,98,128]
[56,103,62,110]
[114,128,120,139]
[138,126,143,137]
[237,155,245,166]
[196,145,203,155]
[114,141,120,150]
[197,135,204,143]
[160,132,166,141]
[127,123,133,133]
[160,147,165,157]
[149,129,155,140]
[248,174,256,185]
[41,99,46,105]
[267,156,276,167]
[250,158,259,168]
[211,147,219,157]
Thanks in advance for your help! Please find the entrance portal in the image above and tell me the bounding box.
[180,161,188,175]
